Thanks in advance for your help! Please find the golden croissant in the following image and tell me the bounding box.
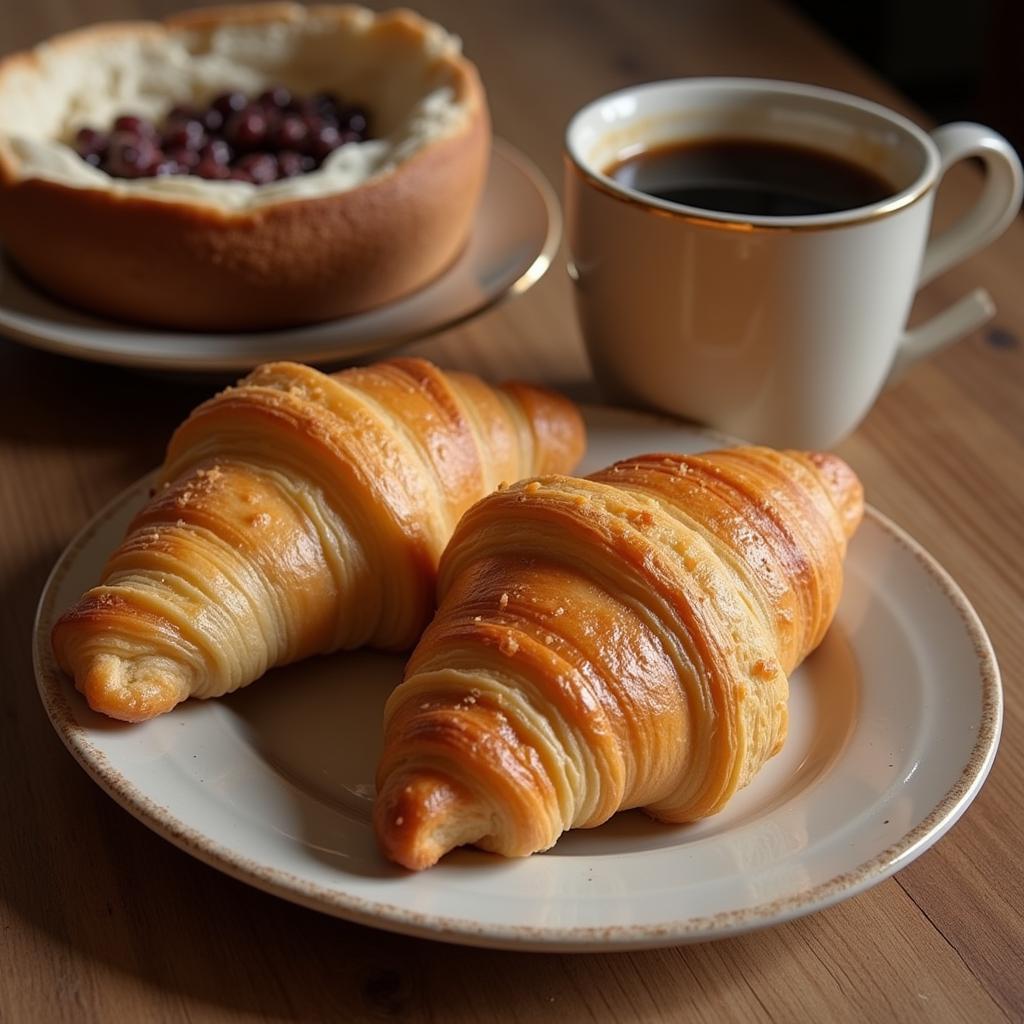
[375,447,863,869]
[52,358,584,722]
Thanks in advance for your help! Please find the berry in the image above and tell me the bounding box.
[112,115,155,138]
[211,91,247,118]
[104,133,160,177]
[163,120,205,151]
[309,124,343,160]
[225,107,269,150]
[195,159,230,180]
[198,139,233,165]
[258,85,292,110]
[277,151,305,178]
[235,152,279,185]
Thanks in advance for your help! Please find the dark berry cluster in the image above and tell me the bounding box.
[73,87,371,184]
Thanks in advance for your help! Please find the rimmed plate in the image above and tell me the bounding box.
[33,407,1002,951]
[0,139,559,372]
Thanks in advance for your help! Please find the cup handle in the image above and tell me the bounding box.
[891,122,1023,378]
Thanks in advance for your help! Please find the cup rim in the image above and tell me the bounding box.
[564,76,941,230]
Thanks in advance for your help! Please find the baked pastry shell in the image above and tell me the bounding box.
[0,5,491,331]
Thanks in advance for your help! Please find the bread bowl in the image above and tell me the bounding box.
[0,4,490,331]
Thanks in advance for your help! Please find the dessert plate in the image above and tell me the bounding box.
[33,407,1002,951]
[0,139,558,372]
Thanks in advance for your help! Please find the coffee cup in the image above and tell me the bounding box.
[564,77,1023,448]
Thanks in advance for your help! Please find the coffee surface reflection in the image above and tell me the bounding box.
[606,138,895,217]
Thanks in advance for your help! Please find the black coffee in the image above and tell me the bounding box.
[606,138,894,217]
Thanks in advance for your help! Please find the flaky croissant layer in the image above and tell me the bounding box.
[375,447,863,870]
[52,358,584,722]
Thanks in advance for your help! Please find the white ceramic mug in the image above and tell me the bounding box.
[564,78,1023,448]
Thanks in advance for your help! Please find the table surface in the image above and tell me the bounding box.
[2,1,1021,1021]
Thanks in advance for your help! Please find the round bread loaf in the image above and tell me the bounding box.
[0,4,490,330]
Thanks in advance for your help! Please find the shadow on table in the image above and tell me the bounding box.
[0,336,208,455]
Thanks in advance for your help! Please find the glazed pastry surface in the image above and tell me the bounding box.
[375,447,863,869]
[51,358,584,722]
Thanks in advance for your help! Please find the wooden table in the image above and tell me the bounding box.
[2,1,1021,1020]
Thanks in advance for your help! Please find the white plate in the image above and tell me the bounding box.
[0,139,559,372]
[33,407,1002,951]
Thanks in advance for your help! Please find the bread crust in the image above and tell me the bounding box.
[0,5,491,330]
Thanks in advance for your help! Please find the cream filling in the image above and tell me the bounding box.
[0,6,470,211]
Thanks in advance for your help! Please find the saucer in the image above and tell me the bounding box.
[0,139,559,372]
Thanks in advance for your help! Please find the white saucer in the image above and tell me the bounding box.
[0,139,559,372]
[33,407,1002,950]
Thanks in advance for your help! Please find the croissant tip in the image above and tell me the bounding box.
[77,653,189,723]
[801,450,865,539]
[374,771,492,871]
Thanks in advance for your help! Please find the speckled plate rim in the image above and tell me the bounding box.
[0,138,560,372]
[32,419,1002,952]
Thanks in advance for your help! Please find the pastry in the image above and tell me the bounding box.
[51,358,584,722]
[375,447,863,869]
[0,5,490,330]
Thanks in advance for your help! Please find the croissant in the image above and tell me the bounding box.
[51,358,584,722]
[375,447,863,869]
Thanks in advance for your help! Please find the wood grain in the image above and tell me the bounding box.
[1,1,1022,1021]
